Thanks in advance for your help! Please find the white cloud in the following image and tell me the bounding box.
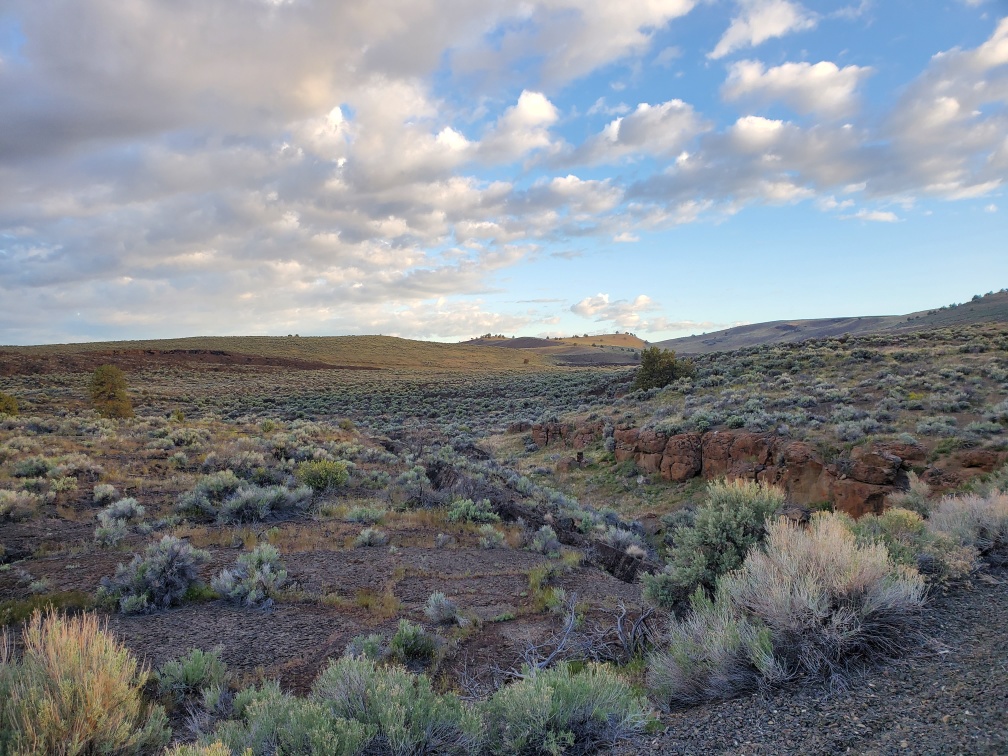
[571,292,657,328]
[843,209,900,222]
[710,0,816,60]
[479,91,560,162]
[722,60,873,117]
[568,99,710,164]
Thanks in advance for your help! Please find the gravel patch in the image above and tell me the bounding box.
[618,571,1008,755]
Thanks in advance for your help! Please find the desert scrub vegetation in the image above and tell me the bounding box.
[0,392,17,416]
[632,347,695,391]
[212,543,288,607]
[295,458,349,492]
[0,611,169,755]
[94,497,146,548]
[98,535,210,614]
[156,647,228,707]
[649,512,926,709]
[926,490,1008,566]
[483,662,648,755]
[89,364,134,419]
[424,590,460,625]
[176,470,312,524]
[446,496,499,523]
[643,480,785,610]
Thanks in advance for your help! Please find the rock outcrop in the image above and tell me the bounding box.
[532,422,927,517]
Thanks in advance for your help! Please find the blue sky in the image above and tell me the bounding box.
[0,0,1005,344]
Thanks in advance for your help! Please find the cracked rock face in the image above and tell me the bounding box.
[534,423,922,517]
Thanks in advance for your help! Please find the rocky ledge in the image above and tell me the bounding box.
[529,422,1003,517]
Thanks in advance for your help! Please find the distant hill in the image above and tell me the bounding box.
[654,290,1008,355]
[0,335,548,375]
[465,333,644,366]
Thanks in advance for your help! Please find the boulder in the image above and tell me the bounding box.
[848,444,903,485]
[958,449,1002,471]
[660,433,703,482]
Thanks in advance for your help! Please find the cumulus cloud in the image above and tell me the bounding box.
[565,99,711,164]
[571,293,657,329]
[722,60,873,117]
[710,0,817,60]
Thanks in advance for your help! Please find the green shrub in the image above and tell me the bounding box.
[529,525,561,556]
[850,507,976,578]
[647,588,781,710]
[632,347,695,391]
[212,543,288,607]
[343,633,386,661]
[0,611,169,755]
[295,460,349,492]
[345,505,386,524]
[311,656,482,755]
[89,364,134,419]
[156,647,228,705]
[388,619,439,666]
[208,680,369,756]
[447,497,499,524]
[92,483,118,505]
[98,536,210,613]
[12,456,52,478]
[484,662,647,755]
[478,524,506,549]
[643,479,784,609]
[0,392,17,416]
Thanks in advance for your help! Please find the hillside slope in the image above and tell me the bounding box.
[655,290,1008,354]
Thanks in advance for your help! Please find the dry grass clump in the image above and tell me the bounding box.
[927,492,1008,566]
[648,589,782,710]
[0,611,169,755]
[723,514,925,683]
[649,513,926,709]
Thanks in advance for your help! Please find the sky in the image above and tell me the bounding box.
[0,0,1006,345]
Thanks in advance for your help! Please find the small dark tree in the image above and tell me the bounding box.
[90,364,134,419]
[632,347,695,390]
[0,391,17,416]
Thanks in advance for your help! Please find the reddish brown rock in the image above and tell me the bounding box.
[875,441,926,464]
[958,449,1002,471]
[828,478,890,518]
[614,428,640,462]
[638,452,663,474]
[636,429,669,455]
[507,421,532,434]
[701,431,735,479]
[921,466,962,489]
[660,433,703,482]
[848,445,903,485]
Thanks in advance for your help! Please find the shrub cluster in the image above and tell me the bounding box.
[177,471,311,524]
[295,459,350,492]
[98,536,210,614]
[643,479,784,610]
[446,497,499,524]
[94,497,146,548]
[156,647,228,706]
[0,611,169,754]
[181,656,645,756]
[212,543,288,607]
[648,513,925,709]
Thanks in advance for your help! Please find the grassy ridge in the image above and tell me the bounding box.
[1,335,549,371]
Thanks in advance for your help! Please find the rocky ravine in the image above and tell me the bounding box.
[530,423,1004,517]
